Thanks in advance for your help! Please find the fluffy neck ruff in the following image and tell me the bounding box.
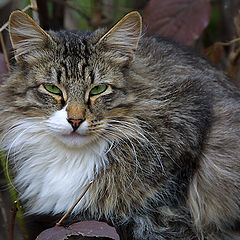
[2,119,108,215]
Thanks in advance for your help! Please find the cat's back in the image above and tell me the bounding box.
[136,35,240,100]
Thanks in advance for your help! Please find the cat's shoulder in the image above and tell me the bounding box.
[138,34,204,60]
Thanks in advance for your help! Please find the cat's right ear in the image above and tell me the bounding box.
[9,10,53,64]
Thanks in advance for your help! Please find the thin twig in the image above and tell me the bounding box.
[56,181,93,226]
[9,201,18,240]
[0,1,38,71]
[0,32,10,71]
[0,3,36,32]
[30,0,38,11]
[217,37,240,46]
[0,21,9,33]
[21,4,32,13]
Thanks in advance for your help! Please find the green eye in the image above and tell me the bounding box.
[90,84,107,96]
[44,84,62,95]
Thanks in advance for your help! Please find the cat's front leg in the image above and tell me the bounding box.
[129,214,199,240]
[132,215,167,240]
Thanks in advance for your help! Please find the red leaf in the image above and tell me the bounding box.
[36,221,120,240]
[0,53,8,83]
[143,0,211,45]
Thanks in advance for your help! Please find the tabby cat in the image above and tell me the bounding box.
[1,10,240,239]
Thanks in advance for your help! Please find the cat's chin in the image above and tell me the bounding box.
[58,132,92,148]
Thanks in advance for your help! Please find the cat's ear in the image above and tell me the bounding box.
[9,10,53,63]
[98,11,142,63]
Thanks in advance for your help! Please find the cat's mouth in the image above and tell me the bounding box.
[59,131,90,147]
[61,131,89,139]
[65,131,87,137]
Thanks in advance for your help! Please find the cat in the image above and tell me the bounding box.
[1,9,240,239]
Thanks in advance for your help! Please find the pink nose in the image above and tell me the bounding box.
[67,118,84,131]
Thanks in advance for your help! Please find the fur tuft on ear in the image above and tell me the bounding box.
[9,10,53,63]
[98,11,142,62]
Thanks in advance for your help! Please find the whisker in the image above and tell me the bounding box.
[105,125,143,192]
[90,117,164,172]
[107,121,165,172]
[105,116,179,171]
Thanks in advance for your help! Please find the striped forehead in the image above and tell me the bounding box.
[54,33,95,85]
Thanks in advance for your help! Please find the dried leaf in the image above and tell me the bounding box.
[143,0,211,45]
[36,221,120,240]
[204,43,224,64]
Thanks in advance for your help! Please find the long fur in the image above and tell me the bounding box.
[2,112,108,215]
[1,11,240,239]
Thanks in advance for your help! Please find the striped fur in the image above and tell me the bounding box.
[0,11,240,239]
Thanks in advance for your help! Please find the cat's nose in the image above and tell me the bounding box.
[67,118,85,131]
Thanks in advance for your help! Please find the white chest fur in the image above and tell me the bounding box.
[2,117,108,215]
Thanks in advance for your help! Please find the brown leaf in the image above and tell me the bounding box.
[36,221,120,240]
[203,43,224,64]
[143,0,211,45]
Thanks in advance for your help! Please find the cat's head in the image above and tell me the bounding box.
[5,10,142,148]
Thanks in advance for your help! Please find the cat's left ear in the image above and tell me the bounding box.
[9,10,53,64]
[98,11,142,63]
